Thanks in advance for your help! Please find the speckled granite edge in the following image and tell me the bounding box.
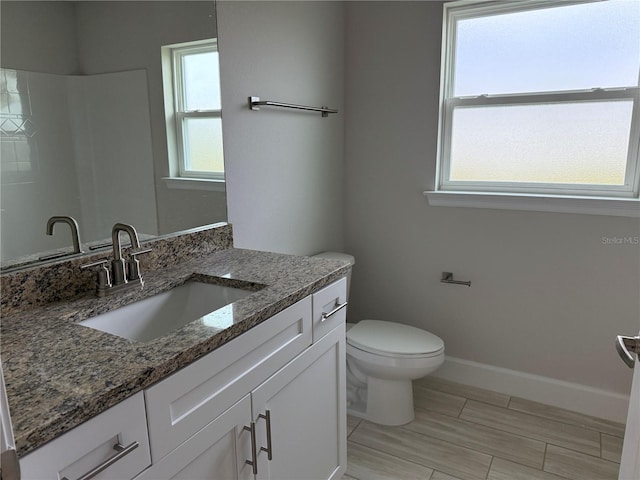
[0,223,233,315]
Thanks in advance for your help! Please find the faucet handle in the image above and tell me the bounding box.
[80,258,109,269]
[80,259,112,292]
[130,248,152,258]
[127,248,152,282]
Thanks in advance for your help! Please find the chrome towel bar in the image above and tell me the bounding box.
[441,272,471,287]
[249,96,338,117]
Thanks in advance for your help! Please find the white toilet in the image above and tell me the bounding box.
[313,252,445,426]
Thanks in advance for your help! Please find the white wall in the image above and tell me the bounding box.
[217,1,345,255]
[344,1,640,411]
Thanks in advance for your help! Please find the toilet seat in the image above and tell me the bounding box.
[346,320,444,359]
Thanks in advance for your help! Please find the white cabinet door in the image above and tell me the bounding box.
[134,395,253,480]
[251,325,346,480]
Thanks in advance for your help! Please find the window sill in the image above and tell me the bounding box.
[423,191,640,217]
[163,177,226,192]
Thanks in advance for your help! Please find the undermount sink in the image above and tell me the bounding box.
[80,281,255,342]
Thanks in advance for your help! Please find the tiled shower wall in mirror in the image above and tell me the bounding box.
[0,67,157,264]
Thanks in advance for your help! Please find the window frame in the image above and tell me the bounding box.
[162,39,225,185]
[434,0,640,203]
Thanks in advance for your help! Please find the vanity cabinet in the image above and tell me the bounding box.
[19,392,151,480]
[136,326,345,480]
[140,278,347,480]
[18,278,347,480]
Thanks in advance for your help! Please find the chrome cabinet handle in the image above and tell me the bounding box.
[259,410,273,460]
[616,335,639,369]
[61,441,139,480]
[321,301,348,322]
[243,422,258,475]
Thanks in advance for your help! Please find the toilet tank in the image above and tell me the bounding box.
[312,252,355,299]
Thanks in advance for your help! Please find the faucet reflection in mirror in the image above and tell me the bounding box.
[38,216,84,262]
[81,223,152,298]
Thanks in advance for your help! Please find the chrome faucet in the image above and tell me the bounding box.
[39,216,84,261]
[111,223,141,286]
[81,223,151,297]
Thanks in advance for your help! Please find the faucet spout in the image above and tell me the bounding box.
[46,216,83,254]
[111,223,141,261]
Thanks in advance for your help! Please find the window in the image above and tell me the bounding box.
[430,0,640,215]
[162,39,224,188]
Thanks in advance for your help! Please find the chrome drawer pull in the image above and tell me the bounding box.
[259,410,273,460]
[321,301,348,322]
[244,422,258,475]
[61,441,139,480]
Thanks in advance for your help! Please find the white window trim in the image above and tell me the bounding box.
[161,39,225,187]
[162,176,226,192]
[427,0,640,217]
[423,191,640,217]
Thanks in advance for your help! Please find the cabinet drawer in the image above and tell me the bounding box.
[312,278,347,342]
[20,392,150,480]
[145,296,312,462]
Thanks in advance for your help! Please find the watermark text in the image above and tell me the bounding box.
[602,236,639,246]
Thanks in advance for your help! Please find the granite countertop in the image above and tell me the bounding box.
[1,247,350,457]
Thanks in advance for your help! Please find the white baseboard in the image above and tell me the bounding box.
[433,356,630,423]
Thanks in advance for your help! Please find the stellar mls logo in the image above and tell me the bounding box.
[602,236,640,246]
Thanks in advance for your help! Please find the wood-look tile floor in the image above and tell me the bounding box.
[343,377,625,480]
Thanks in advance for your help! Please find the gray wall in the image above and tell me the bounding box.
[343,1,639,396]
[218,1,345,255]
[0,1,79,75]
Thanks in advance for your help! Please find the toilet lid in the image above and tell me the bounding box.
[346,320,444,357]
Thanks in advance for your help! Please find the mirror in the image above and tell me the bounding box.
[0,0,227,271]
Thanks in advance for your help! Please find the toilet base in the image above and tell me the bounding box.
[348,377,415,426]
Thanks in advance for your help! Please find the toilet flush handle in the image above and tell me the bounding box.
[321,301,348,322]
